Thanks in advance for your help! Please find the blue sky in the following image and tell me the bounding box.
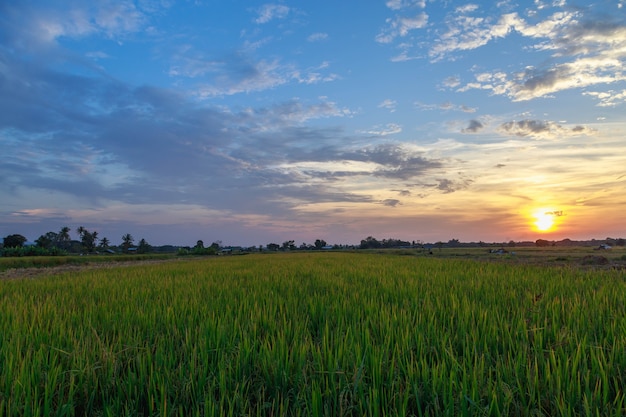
[1,0,625,247]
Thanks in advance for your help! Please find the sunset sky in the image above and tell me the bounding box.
[1,0,625,247]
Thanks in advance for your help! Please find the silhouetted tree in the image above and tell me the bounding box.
[35,231,58,250]
[77,226,98,253]
[282,240,296,250]
[58,226,71,250]
[121,234,134,253]
[99,237,110,249]
[314,239,327,249]
[360,236,379,249]
[138,238,152,254]
[3,234,27,248]
[535,239,551,247]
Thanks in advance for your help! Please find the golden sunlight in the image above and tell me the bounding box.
[532,209,563,232]
[535,213,554,231]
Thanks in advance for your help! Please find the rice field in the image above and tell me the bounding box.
[1,252,625,416]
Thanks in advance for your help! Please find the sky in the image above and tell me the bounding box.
[1,0,625,247]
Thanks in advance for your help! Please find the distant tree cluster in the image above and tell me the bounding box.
[263,239,331,252]
[359,236,412,249]
[1,227,153,257]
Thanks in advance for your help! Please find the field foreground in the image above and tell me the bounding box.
[1,252,625,416]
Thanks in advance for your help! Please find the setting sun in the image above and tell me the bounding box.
[534,213,554,231]
[531,209,564,233]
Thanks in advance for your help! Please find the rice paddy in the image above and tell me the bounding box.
[1,251,625,416]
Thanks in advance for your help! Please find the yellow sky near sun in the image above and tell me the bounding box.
[291,122,625,240]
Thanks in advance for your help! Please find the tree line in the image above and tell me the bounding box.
[1,227,152,257]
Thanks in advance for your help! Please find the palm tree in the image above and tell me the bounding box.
[99,237,110,249]
[121,233,134,253]
[58,226,71,249]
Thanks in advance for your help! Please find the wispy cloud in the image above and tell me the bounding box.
[584,89,626,107]
[385,0,426,11]
[254,4,291,24]
[378,99,397,112]
[376,12,428,44]
[415,101,476,113]
[358,124,402,136]
[429,10,577,61]
[9,1,151,46]
[307,32,329,42]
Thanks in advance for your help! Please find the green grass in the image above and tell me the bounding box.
[1,252,625,416]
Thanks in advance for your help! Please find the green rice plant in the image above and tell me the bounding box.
[1,252,625,416]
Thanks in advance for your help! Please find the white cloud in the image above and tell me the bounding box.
[451,15,626,101]
[376,12,428,43]
[358,123,403,136]
[456,4,480,14]
[429,10,578,61]
[584,90,626,107]
[378,99,397,112]
[307,32,329,42]
[30,1,148,44]
[385,0,426,10]
[442,76,461,88]
[415,101,476,113]
[255,4,290,24]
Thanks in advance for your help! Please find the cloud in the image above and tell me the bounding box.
[415,101,476,113]
[358,123,402,136]
[448,12,626,101]
[385,0,426,10]
[376,12,428,44]
[307,32,329,42]
[442,76,461,88]
[254,4,291,24]
[462,119,484,133]
[378,99,397,112]
[584,89,626,107]
[189,56,337,97]
[429,10,577,61]
[382,199,401,207]
[0,46,358,215]
[2,1,150,48]
[498,120,595,139]
[434,178,472,194]
[342,144,444,181]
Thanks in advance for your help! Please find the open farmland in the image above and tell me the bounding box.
[1,252,626,416]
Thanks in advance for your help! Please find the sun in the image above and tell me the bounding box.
[534,212,554,231]
[531,209,563,232]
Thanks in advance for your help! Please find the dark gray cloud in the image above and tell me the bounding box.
[382,199,401,207]
[498,119,595,139]
[394,189,411,196]
[339,144,443,180]
[462,119,484,133]
[499,120,554,136]
[430,178,473,194]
